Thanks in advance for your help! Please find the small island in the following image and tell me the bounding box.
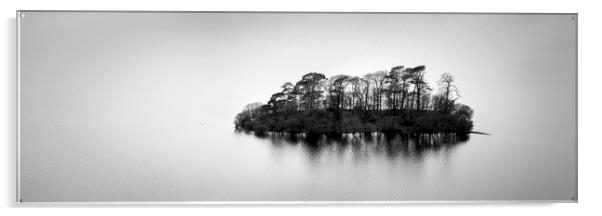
[235,65,473,139]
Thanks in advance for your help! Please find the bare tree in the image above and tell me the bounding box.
[361,77,370,110]
[347,77,363,110]
[364,71,387,110]
[437,73,458,113]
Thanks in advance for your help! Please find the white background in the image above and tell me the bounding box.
[0,0,599,215]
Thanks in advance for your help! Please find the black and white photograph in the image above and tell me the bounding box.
[17,11,576,202]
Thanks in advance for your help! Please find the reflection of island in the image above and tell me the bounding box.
[235,65,473,137]
[235,130,469,161]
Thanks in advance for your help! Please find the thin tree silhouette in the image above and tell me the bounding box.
[235,65,474,138]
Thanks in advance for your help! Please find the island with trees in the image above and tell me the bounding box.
[234,65,474,140]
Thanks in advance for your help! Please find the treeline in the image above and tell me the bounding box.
[235,65,474,136]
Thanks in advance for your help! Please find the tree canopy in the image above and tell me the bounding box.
[235,65,474,136]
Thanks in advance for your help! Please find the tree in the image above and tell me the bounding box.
[234,102,264,128]
[419,85,432,110]
[361,77,371,111]
[268,82,297,113]
[409,65,427,111]
[453,103,474,132]
[348,76,363,110]
[294,72,327,110]
[432,94,447,112]
[327,75,350,111]
[267,91,285,112]
[437,73,458,113]
[385,66,404,110]
[454,103,473,121]
[235,65,475,137]
[399,67,414,110]
[282,82,299,111]
[244,102,264,118]
[364,71,387,110]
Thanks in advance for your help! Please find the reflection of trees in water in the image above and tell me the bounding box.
[236,130,468,162]
[376,133,466,162]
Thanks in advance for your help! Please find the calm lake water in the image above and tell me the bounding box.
[211,125,575,201]
[21,114,576,201]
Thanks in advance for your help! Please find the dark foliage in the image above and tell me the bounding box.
[235,109,473,136]
[234,65,474,136]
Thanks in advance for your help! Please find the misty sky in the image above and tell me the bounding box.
[20,12,576,133]
[19,12,576,201]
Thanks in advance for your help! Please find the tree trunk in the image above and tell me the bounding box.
[400,81,407,110]
[365,83,370,110]
[416,85,422,111]
[445,84,450,113]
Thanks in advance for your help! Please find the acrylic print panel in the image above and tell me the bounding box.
[17,11,577,203]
